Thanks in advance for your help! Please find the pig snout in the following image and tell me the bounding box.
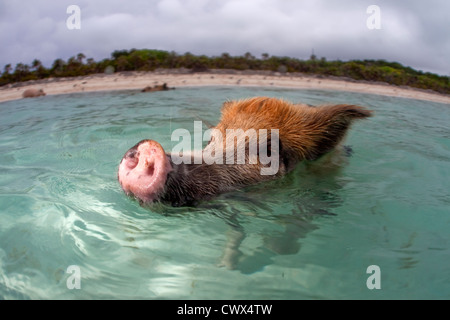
[118,140,172,204]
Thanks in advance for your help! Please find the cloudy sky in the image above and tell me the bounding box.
[1,0,449,75]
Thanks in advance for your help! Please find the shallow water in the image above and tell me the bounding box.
[0,86,449,299]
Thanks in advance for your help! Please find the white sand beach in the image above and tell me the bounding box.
[0,69,449,104]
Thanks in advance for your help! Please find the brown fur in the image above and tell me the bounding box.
[22,88,46,98]
[160,97,372,206]
[216,97,372,162]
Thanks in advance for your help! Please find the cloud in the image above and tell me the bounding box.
[0,0,448,75]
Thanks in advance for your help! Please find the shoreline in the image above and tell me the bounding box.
[0,69,449,104]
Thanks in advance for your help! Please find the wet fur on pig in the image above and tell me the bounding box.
[118,97,372,206]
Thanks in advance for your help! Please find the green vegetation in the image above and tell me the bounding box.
[1,49,449,94]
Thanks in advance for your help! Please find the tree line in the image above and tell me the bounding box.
[1,49,449,94]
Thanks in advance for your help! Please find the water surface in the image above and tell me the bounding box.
[0,87,449,299]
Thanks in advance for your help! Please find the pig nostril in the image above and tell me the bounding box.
[126,158,138,169]
[148,164,155,176]
[142,159,155,176]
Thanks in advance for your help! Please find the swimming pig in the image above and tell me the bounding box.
[118,97,372,206]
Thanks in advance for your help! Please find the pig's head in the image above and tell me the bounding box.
[118,140,173,204]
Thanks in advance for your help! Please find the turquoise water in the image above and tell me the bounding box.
[0,86,449,299]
